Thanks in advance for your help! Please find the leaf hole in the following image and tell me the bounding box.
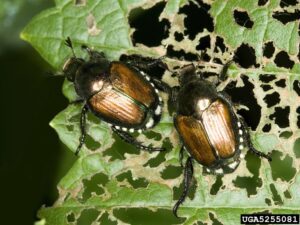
[270,183,283,205]
[274,51,295,69]
[116,170,149,188]
[77,208,100,225]
[224,76,261,130]
[263,91,280,108]
[160,165,182,179]
[233,175,262,196]
[129,2,170,47]
[214,36,227,53]
[233,10,254,28]
[265,198,272,206]
[272,10,300,24]
[298,43,300,61]
[234,43,257,68]
[269,106,290,128]
[103,136,140,161]
[280,0,298,7]
[174,32,184,42]
[208,212,223,225]
[69,113,80,122]
[196,35,211,51]
[113,208,184,225]
[197,221,208,225]
[85,134,101,150]
[284,189,292,199]
[213,57,223,64]
[179,0,213,40]
[98,212,118,225]
[66,124,74,131]
[258,0,269,6]
[293,80,300,96]
[210,176,223,195]
[270,150,296,182]
[143,130,162,141]
[233,152,263,196]
[279,131,293,139]
[144,138,171,167]
[253,210,271,214]
[245,151,261,176]
[262,123,271,132]
[293,138,300,158]
[173,176,197,201]
[67,212,75,222]
[263,41,275,58]
[75,0,86,6]
[275,79,286,88]
[166,45,198,61]
[259,74,276,83]
[80,173,109,202]
[260,84,273,92]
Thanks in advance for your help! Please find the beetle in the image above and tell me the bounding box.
[154,63,272,218]
[61,37,167,155]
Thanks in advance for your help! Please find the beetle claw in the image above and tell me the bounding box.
[151,147,166,152]
[172,202,180,218]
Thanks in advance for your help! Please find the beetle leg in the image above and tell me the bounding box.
[179,145,185,168]
[173,156,194,218]
[75,104,88,155]
[239,118,272,161]
[151,78,172,93]
[112,127,165,152]
[81,45,106,61]
[70,99,85,104]
[120,54,168,71]
[219,60,234,82]
[151,79,179,108]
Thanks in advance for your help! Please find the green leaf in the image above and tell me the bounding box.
[210,0,299,57]
[21,0,136,68]
[22,0,300,224]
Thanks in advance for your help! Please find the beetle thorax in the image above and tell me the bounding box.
[74,61,110,99]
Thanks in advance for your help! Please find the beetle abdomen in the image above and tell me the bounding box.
[202,99,236,158]
[110,62,157,107]
[88,86,145,126]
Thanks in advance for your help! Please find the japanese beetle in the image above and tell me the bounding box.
[61,38,167,155]
[155,63,272,218]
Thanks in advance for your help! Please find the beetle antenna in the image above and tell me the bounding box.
[44,71,64,78]
[65,37,76,58]
[219,60,233,81]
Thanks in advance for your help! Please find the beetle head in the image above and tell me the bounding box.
[178,64,198,85]
[63,57,84,82]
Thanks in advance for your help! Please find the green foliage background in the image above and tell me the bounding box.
[20,0,300,224]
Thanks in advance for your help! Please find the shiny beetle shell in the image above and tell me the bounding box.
[61,37,166,155]
[175,78,241,172]
[87,62,160,128]
[168,64,272,218]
